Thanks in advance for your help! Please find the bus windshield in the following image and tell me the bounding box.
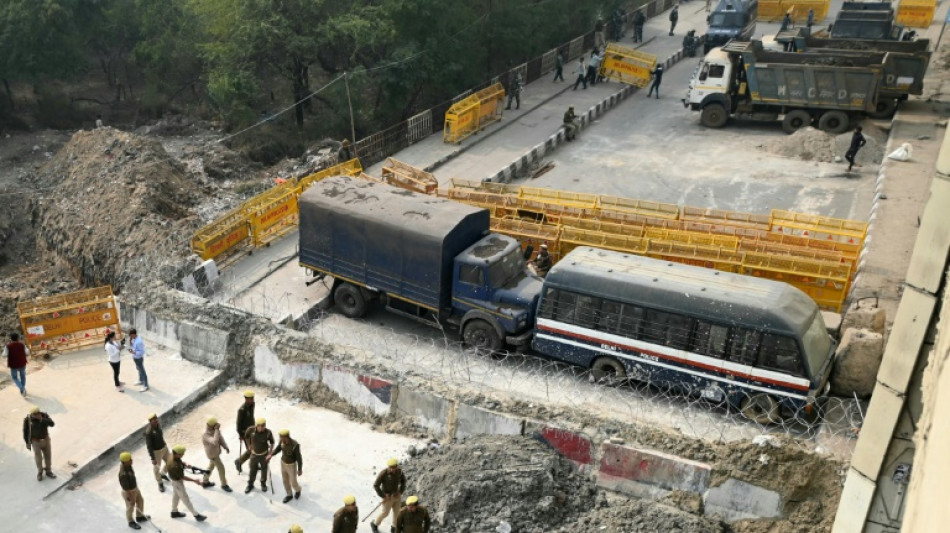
[802,313,832,377]
[709,12,745,27]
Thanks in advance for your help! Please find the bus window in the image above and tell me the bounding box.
[642,309,672,345]
[618,304,644,338]
[666,314,694,349]
[575,294,602,329]
[538,288,558,319]
[758,333,803,376]
[728,328,761,365]
[598,300,622,333]
[691,320,729,358]
[554,290,578,323]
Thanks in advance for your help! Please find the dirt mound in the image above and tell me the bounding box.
[32,127,204,290]
[764,121,888,166]
[562,499,725,533]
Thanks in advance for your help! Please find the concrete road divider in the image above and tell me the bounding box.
[597,443,711,500]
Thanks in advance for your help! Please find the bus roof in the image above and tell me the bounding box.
[546,247,819,335]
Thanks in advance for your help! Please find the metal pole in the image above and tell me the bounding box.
[344,72,357,145]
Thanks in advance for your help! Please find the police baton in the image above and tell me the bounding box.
[361,499,384,522]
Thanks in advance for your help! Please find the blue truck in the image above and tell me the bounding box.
[298,176,542,351]
[704,0,758,54]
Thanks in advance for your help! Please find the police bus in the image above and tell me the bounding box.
[531,247,836,423]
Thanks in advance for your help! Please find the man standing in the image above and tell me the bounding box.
[144,413,170,493]
[167,445,207,522]
[563,106,579,141]
[333,495,359,533]
[23,406,55,481]
[394,495,431,533]
[845,126,867,172]
[118,452,149,530]
[780,12,791,32]
[201,416,232,492]
[594,17,606,49]
[807,8,815,33]
[632,10,646,43]
[371,458,407,533]
[269,428,303,503]
[127,329,148,392]
[3,332,29,396]
[506,71,523,111]
[669,5,679,36]
[647,65,664,99]
[235,390,255,473]
[244,417,275,493]
[553,51,564,82]
[572,58,587,90]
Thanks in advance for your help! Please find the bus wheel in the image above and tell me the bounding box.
[590,357,627,386]
[740,394,781,425]
[334,283,367,318]
[463,319,503,353]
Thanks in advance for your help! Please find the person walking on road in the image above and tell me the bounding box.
[647,65,664,98]
[572,58,588,90]
[145,413,171,493]
[3,332,29,396]
[371,458,407,533]
[669,6,679,36]
[563,106,579,141]
[553,51,565,82]
[24,406,56,481]
[105,331,125,392]
[333,495,359,533]
[167,445,207,522]
[587,49,604,86]
[118,452,150,530]
[632,10,646,43]
[506,70,523,110]
[201,416,232,492]
[394,495,431,533]
[845,126,867,172]
[269,428,303,503]
[235,390,255,473]
[244,417,275,493]
[127,329,148,392]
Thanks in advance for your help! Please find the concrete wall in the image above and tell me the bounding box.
[121,302,232,370]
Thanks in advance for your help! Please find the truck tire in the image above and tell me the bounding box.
[590,356,627,386]
[781,110,811,134]
[868,98,898,119]
[739,393,782,425]
[334,283,367,318]
[817,110,850,134]
[701,104,728,128]
[463,319,503,353]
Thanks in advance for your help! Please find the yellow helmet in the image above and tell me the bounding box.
[387,458,398,467]
[343,494,356,505]
[278,429,290,437]
[406,495,419,505]
[119,452,132,462]
[172,445,186,455]
[289,525,303,533]
[256,417,266,426]
[147,413,157,421]
[29,406,40,414]
[207,416,218,426]
[244,390,255,398]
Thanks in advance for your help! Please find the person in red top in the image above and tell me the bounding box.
[3,333,30,396]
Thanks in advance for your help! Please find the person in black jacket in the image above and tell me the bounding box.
[845,127,867,172]
[647,65,664,98]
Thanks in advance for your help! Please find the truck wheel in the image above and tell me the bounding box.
[463,320,503,353]
[739,393,781,425]
[701,104,728,128]
[868,98,898,119]
[590,356,627,386]
[334,283,367,318]
[818,111,850,134]
[781,110,811,134]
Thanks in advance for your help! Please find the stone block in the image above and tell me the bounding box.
[454,403,523,440]
[179,321,230,369]
[841,303,886,335]
[831,328,885,398]
[597,444,711,500]
[395,386,451,437]
[703,478,782,521]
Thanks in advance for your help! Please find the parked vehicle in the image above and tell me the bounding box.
[830,1,907,40]
[531,247,836,422]
[704,0,758,54]
[684,40,884,133]
[298,176,541,351]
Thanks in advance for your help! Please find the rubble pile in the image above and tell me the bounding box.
[765,120,887,166]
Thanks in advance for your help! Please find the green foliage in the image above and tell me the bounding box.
[0,0,87,83]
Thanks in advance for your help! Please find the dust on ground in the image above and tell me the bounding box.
[763,121,888,167]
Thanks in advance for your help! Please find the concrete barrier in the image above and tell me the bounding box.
[321,364,392,417]
[703,478,783,521]
[454,403,524,440]
[123,303,182,352]
[179,321,230,369]
[254,344,322,387]
[597,443,711,500]
[531,425,594,466]
[393,386,453,437]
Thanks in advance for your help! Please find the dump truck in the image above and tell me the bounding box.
[829,1,907,40]
[703,0,758,54]
[298,176,542,351]
[771,30,930,117]
[684,40,884,133]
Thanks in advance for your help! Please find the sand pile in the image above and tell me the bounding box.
[765,120,888,166]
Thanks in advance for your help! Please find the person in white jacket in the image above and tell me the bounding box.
[104,331,125,392]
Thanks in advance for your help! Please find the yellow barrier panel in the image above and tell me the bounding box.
[897,0,936,27]
[518,187,599,209]
[191,206,251,261]
[297,158,363,194]
[769,209,867,246]
[475,83,505,130]
[443,94,482,144]
[758,0,787,20]
[682,206,772,230]
[783,0,830,22]
[491,218,562,261]
[559,227,648,257]
[599,42,657,87]
[598,195,679,220]
[645,241,744,272]
[381,158,439,195]
[18,286,121,356]
[740,252,851,311]
[245,181,299,247]
[560,216,647,238]
[643,228,740,249]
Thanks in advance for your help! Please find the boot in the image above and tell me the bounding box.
[195,514,207,522]
[294,490,301,500]
[171,512,186,518]
[244,484,254,494]
[282,495,293,504]
[201,481,215,488]
[222,485,233,493]
[135,515,149,523]
[261,482,267,492]
[234,458,242,474]
[45,470,57,479]
[158,483,165,493]
[371,523,380,533]
[128,522,141,530]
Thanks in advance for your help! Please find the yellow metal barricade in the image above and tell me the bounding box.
[559,227,647,257]
[599,42,657,87]
[443,94,481,144]
[191,206,251,261]
[758,0,786,20]
[245,180,300,247]
[643,228,740,249]
[381,158,439,195]
[769,209,867,246]
[740,252,851,311]
[18,286,121,355]
[297,158,363,194]
[783,0,830,22]
[645,241,744,272]
[682,206,772,230]
[560,216,647,239]
[518,187,599,210]
[491,218,562,261]
[475,83,505,130]
[598,195,679,219]
[897,0,936,27]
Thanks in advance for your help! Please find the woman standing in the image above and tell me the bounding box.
[105,332,125,392]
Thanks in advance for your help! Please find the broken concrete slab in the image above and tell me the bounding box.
[841,303,887,335]
[703,478,783,522]
[321,363,393,417]
[832,328,886,398]
[597,444,711,500]
[394,386,452,437]
[454,403,524,440]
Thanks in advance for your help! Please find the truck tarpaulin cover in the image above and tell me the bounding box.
[299,176,490,312]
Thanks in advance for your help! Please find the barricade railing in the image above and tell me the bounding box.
[381,158,439,194]
[770,209,868,246]
[896,0,936,28]
[245,180,300,247]
[297,158,363,194]
[682,206,773,230]
[645,241,744,272]
[191,206,252,262]
[782,0,831,22]
[599,195,679,219]
[443,93,482,144]
[599,42,658,87]
[17,286,121,356]
[740,253,852,312]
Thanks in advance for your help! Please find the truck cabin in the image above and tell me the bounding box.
[705,0,758,50]
[451,234,540,327]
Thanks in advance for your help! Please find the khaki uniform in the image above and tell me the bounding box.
[235,402,254,467]
[373,467,407,527]
[119,463,146,522]
[23,412,55,476]
[201,426,230,486]
[395,505,431,533]
[167,456,197,514]
[272,437,302,497]
[244,426,274,487]
[144,423,170,485]
[332,506,359,533]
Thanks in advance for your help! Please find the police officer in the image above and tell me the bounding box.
[647,65,663,99]
[532,244,553,277]
[669,5,679,36]
[244,417,274,493]
[394,495,431,533]
[144,413,170,492]
[506,71,523,111]
[632,10,646,43]
[268,428,303,503]
[24,406,56,481]
[235,390,255,473]
[201,416,232,491]
[118,451,149,530]
[332,494,359,533]
[167,445,207,522]
[371,458,407,533]
[563,106,579,141]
